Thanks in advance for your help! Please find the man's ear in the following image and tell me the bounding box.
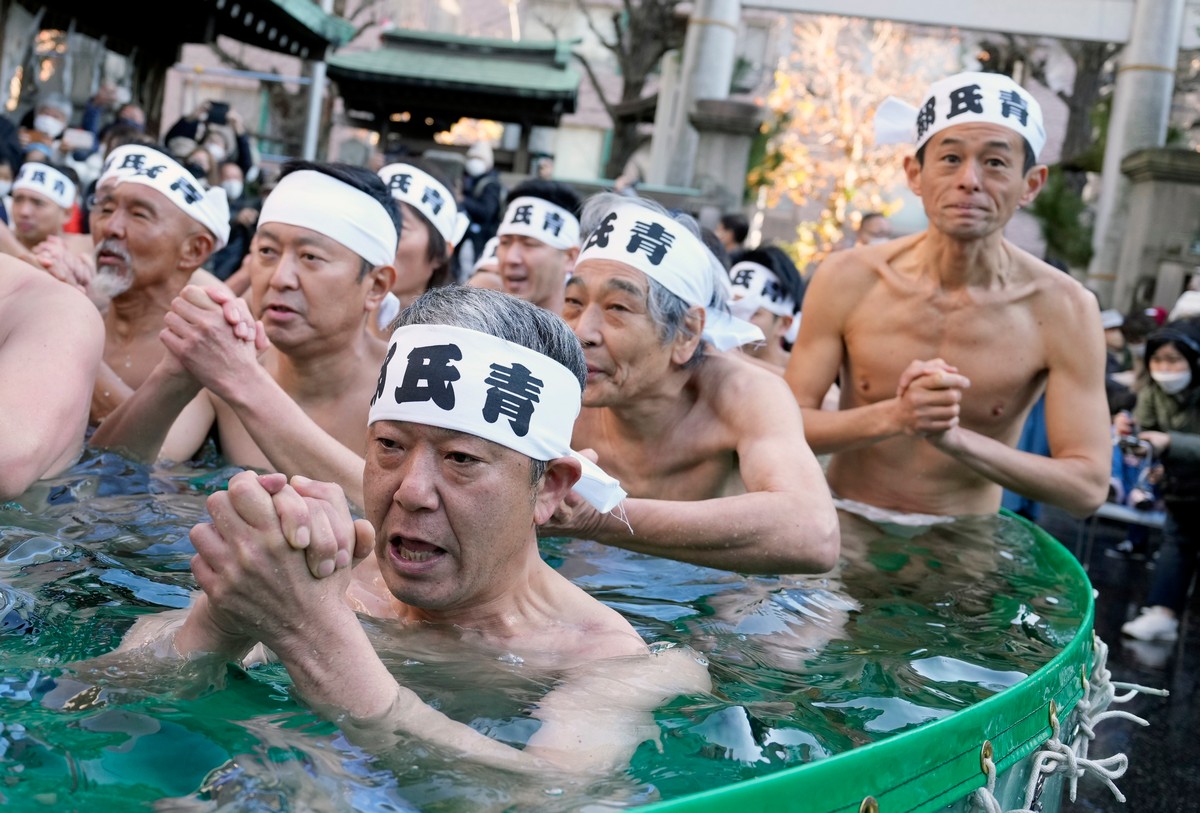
[365,264,397,312]
[903,153,922,197]
[671,305,705,366]
[532,456,582,525]
[562,245,580,275]
[178,231,216,273]
[1020,165,1049,208]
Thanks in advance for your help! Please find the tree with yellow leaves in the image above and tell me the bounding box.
[751,15,960,268]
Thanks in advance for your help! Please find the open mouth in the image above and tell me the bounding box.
[391,537,446,565]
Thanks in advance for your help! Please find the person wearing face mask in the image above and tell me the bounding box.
[207,161,261,281]
[854,212,893,247]
[165,102,257,182]
[1119,316,1200,643]
[459,140,504,267]
[17,93,73,161]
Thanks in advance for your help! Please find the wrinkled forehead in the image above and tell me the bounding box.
[570,257,651,296]
[371,419,528,458]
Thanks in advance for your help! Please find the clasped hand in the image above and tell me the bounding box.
[160,285,268,394]
[189,471,374,649]
[894,358,971,442]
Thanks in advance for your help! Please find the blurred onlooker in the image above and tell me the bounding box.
[17,93,73,161]
[184,146,219,187]
[534,155,555,180]
[164,101,257,182]
[0,152,14,225]
[612,161,641,198]
[854,212,892,246]
[714,211,749,254]
[1120,316,1200,642]
[1102,309,1131,375]
[459,140,503,265]
[207,161,260,281]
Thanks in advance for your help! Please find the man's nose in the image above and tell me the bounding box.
[268,252,301,289]
[955,158,983,190]
[571,302,603,347]
[393,449,440,513]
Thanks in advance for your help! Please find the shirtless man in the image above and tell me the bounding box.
[0,256,103,499]
[727,247,805,371]
[114,286,707,775]
[495,179,582,314]
[6,162,92,269]
[785,71,1110,519]
[542,193,839,574]
[91,162,397,489]
[87,144,231,422]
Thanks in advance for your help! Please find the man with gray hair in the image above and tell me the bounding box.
[542,193,839,574]
[113,285,708,777]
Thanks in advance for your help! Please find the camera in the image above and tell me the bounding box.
[207,102,229,126]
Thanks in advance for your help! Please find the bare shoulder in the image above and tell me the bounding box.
[701,350,801,426]
[1010,245,1101,328]
[0,256,101,339]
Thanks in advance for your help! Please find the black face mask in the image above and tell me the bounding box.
[184,162,208,181]
[116,117,144,133]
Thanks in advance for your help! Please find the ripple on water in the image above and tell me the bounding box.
[0,450,1086,810]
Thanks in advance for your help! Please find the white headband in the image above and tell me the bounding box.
[259,170,397,268]
[874,71,1046,160]
[378,163,468,247]
[728,261,795,319]
[13,162,76,208]
[497,196,581,250]
[576,203,764,352]
[473,236,500,272]
[369,324,626,513]
[100,145,231,249]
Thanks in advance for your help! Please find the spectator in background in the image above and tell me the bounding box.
[18,93,73,162]
[459,140,503,264]
[1120,317,1200,643]
[535,155,555,180]
[1102,309,1132,376]
[165,101,257,182]
[854,212,892,246]
[184,146,219,187]
[0,151,14,225]
[714,212,749,254]
[207,161,261,281]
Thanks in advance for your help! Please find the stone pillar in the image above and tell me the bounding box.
[660,0,741,188]
[1112,148,1200,311]
[689,99,763,216]
[1086,0,1186,304]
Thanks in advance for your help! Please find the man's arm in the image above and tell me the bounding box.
[187,473,707,774]
[0,259,104,498]
[784,257,968,454]
[927,287,1111,517]
[544,372,840,574]
[166,286,369,506]
[89,362,214,463]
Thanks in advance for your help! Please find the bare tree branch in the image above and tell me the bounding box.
[574,49,617,118]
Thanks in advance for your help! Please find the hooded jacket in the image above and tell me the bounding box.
[1135,316,1200,504]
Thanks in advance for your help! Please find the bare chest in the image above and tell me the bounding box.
[574,408,740,501]
[104,330,164,392]
[843,289,1047,432]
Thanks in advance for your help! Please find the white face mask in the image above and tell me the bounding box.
[206,143,227,163]
[0,180,11,197]
[1151,368,1192,395]
[465,157,487,177]
[34,114,65,139]
[221,179,244,201]
[1128,343,1146,360]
